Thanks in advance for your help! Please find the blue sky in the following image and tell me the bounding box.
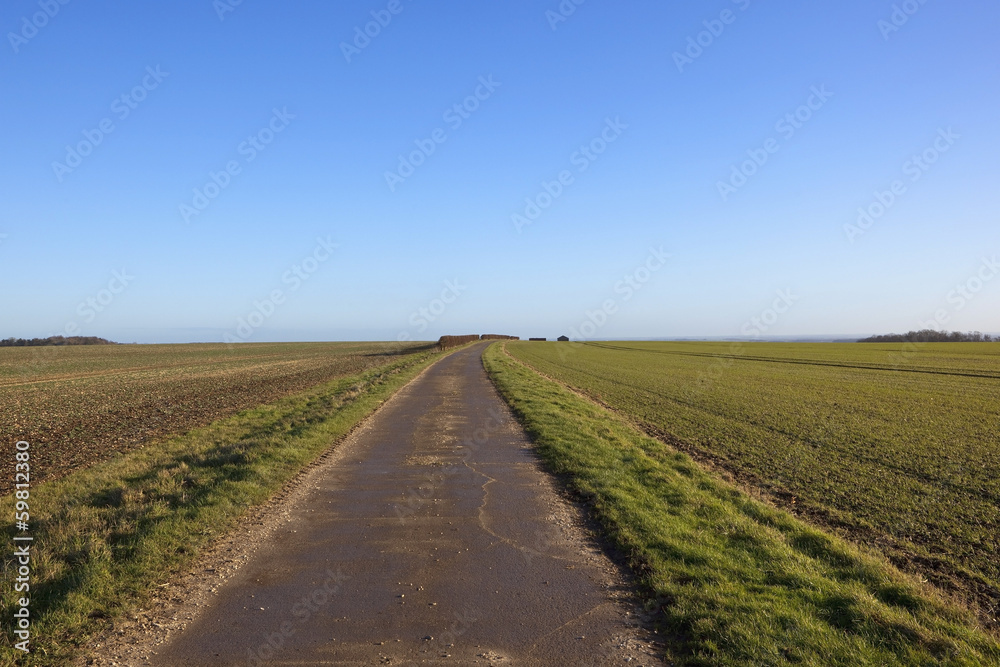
[1,0,998,343]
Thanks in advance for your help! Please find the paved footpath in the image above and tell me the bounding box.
[153,343,659,666]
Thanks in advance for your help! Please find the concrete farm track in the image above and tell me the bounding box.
[99,343,660,666]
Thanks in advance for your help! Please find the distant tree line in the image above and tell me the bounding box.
[0,336,117,347]
[858,330,996,343]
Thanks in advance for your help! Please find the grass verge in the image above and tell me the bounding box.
[483,342,1000,666]
[1,348,442,665]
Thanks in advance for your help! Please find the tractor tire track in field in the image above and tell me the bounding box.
[584,342,1000,380]
[93,343,661,666]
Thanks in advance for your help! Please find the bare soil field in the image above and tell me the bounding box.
[0,342,430,486]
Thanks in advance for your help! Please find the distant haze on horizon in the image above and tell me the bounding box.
[2,1,998,344]
[65,332,1000,346]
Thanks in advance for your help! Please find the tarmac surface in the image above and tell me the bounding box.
[151,343,659,666]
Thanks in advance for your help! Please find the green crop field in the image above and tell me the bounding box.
[503,340,1000,628]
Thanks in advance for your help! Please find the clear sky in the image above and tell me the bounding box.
[2,0,998,343]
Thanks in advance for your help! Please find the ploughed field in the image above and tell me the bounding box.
[0,342,430,485]
[505,340,1000,625]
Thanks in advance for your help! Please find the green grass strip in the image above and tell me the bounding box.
[483,343,1000,666]
[1,349,442,665]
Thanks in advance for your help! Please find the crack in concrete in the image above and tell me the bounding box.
[461,457,591,567]
[523,601,615,658]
